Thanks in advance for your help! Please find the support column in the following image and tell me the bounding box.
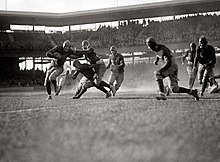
[25,57,27,70]
[32,57,36,79]
[41,57,43,71]
[131,52,134,65]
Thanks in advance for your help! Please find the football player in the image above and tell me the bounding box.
[71,60,111,99]
[193,36,216,96]
[106,46,125,96]
[146,37,199,100]
[182,42,197,89]
[74,40,115,94]
[44,40,79,100]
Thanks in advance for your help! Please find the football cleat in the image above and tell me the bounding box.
[190,89,199,100]
[105,92,111,98]
[46,95,52,100]
[72,96,80,99]
[156,93,167,100]
[200,92,204,97]
[111,86,116,96]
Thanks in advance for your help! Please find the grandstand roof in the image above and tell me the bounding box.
[0,0,220,28]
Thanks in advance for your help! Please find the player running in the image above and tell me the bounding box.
[71,59,111,99]
[106,46,125,96]
[146,37,199,100]
[193,36,216,96]
[182,42,197,89]
[44,40,78,100]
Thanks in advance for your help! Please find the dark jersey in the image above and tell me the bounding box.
[155,44,174,72]
[195,45,216,67]
[77,64,95,80]
[46,45,74,67]
[84,48,100,64]
[75,48,100,64]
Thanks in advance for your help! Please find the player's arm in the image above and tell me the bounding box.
[106,57,112,69]
[46,46,62,59]
[153,56,160,65]
[117,55,125,68]
[158,50,171,73]
[182,51,188,65]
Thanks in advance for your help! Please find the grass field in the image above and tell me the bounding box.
[0,90,220,162]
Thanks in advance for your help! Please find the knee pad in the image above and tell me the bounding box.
[171,86,179,93]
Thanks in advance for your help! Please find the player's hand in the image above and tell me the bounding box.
[153,60,158,65]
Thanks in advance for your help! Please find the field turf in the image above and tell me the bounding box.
[0,90,220,162]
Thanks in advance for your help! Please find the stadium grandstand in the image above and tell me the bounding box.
[0,0,220,88]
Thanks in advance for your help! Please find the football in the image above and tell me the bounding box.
[53,52,62,59]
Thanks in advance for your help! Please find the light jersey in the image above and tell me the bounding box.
[184,50,196,66]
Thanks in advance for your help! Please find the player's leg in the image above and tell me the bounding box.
[72,77,91,99]
[94,83,111,98]
[108,72,117,96]
[114,72,124,94]
[44,67,55,100]
[55,74,66,95]
[187,65,196,89]
[155,72,166,100]
[198,64,205,84]
[49,67,63,95]
[170,72,199,100]
[201,66,214,96]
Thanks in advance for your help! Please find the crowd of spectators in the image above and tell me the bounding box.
[0,69,45,88]
[1,14,219,51]
[0,14,220,88]
[141,14,220,44]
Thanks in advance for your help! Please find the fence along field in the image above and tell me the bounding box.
[0,91,219,162]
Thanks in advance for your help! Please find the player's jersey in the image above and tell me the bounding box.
[46,45,73,67]
[78,64,95,80]
[195,45,216,67]
[109,53,125,73]
[183,49,196,66]
[155,44,177,73]
[84,48,100,64]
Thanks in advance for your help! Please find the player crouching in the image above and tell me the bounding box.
[146,37,199,101]
[71,60,112,99]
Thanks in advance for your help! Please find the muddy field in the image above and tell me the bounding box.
[0,91,220,162]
